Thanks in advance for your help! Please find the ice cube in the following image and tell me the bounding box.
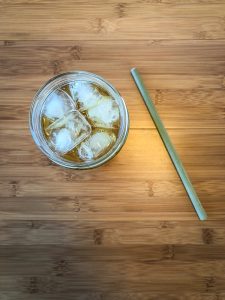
[61,84,78,105]
[47,110,92,154]
[67,83,78,101]
[78,130,116,161]
[46,111,75,134]
[87,98,120,128]
[71,81,102,110]
[43,89,75,120]
[51,128,76,154]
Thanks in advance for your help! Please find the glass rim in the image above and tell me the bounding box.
[29,71,129,169]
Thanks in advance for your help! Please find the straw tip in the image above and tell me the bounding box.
[200,213,208,221]
[130,67,137,74]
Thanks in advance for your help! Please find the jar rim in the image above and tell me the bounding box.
[29,71,129,169]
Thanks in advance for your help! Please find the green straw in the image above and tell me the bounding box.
[130,68,207,221]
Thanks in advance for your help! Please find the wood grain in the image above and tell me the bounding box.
[1,1,225,40]
[0,0,225,299]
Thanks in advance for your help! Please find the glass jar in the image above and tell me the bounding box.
[29,71,129,169]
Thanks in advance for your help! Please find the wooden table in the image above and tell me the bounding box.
[1,1,225,299]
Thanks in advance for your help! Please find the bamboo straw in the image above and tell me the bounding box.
[131,67,207,221]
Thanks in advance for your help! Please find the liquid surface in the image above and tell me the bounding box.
[41,81,120,162]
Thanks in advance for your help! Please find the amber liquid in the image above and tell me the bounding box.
[42,82,120,162]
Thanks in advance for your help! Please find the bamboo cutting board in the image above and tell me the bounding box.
[0,1,225,299]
